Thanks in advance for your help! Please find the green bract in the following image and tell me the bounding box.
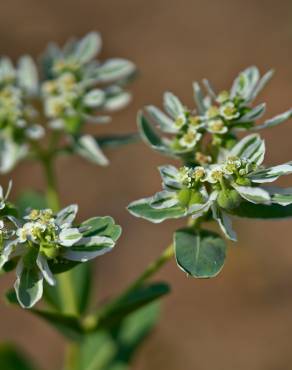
[0,186,121,308]
[128,66,292,278]
[0,32,136,173]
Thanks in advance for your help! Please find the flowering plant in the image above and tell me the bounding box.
[128,66,292,278]
[1,38,292,370]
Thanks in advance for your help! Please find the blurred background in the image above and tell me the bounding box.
[1,0,292,369]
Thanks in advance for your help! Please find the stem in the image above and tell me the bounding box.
[43,156,60,212]
[40,143,79,368]
[122,243,174,296]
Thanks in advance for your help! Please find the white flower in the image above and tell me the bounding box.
[179,129,202,149]
[206,165,224,184]
[206,118,228,134]
[219,101,240,120]
[175,113,187,129]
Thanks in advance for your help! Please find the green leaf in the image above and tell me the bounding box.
[44,263,92,315]
[96,133,140,149]
[80,216,122,241]
[17,55,38,96]
[0,343,36,370]
[79,303,160,370]
[231,201,292,219]
[174,228,226,278]
[16,191,47,216]
[95,59,136,83]
[31,309,84,341]
[128,197,186,223]
[89,282,170,331]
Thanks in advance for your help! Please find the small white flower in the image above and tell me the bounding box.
[220,101,240,120]
[175,113,187,129]
[206,118,228,134]
[179,130,202,149]
[206,165,224,184]
[44,96,68,118]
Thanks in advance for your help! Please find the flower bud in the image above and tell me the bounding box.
[217,189,242,210]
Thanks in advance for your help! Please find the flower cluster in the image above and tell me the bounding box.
[129,133,292,241]
[0,57,44,172]
[0,185,121,308]
[41,32,135,134]
[140,66,292,164]
[0,32,136,173]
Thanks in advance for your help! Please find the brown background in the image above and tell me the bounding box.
[1,0,292,369]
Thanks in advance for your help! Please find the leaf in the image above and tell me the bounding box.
[174,228,226,278]
[31,309,84,341]
[104,92,132,111]
[90,282,170,331]
[14,262,43,309]
[80,216,122,242]
[254,109,292,130]
[231,201,292,219]
[232,184,271,204]
[95,59,136,83]
[138,111,170,154]
[96,133,140,149]
[17,56,38,96]
[145,106,177,133]
[163,92,184,119]
[0,343,36,370]
[73,32,102,64]
[0,135,27,174]
[236,103,266,123]
[249,162,292,183]
[74,135,109,166]
[83,89,105,107]
[192,82,206,114]
[127,197,186,223]
[79,303,160,370]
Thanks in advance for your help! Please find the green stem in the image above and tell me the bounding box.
[121,243,174,297]
[40,147,79,368]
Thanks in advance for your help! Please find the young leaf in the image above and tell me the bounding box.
[231,201,292,219]
[174,228,226,278]
[73,32,102,64]
[74,135,109,166]
[96,133,140,149]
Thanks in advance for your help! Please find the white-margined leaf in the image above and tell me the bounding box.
[83,89,105,107]
[73,32,102,64]
[75,135,109,166]
[62,236,114,262]
[0,136,27,174]
[211,205,237,241]
[163,92,185,119]
[145,106,177,133]
[36,253,56,286]
[95,58,135,83]
[230,66,259,101]
[150,190,178,209]
[17,55,38,95]
[55,204,78,227]
[159,165,182,190]
[236,103,266,123]
[263,186,292,206]
[249,162,292,183]
[192,82,206,114]
[59,227,82,247]
[232,184,271,204]
[202,79,217,100]
[14,260,43,308]
[230,133,265,164]
[250,69,274,100]
[254,109,292,130]
[104,91,132,111]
